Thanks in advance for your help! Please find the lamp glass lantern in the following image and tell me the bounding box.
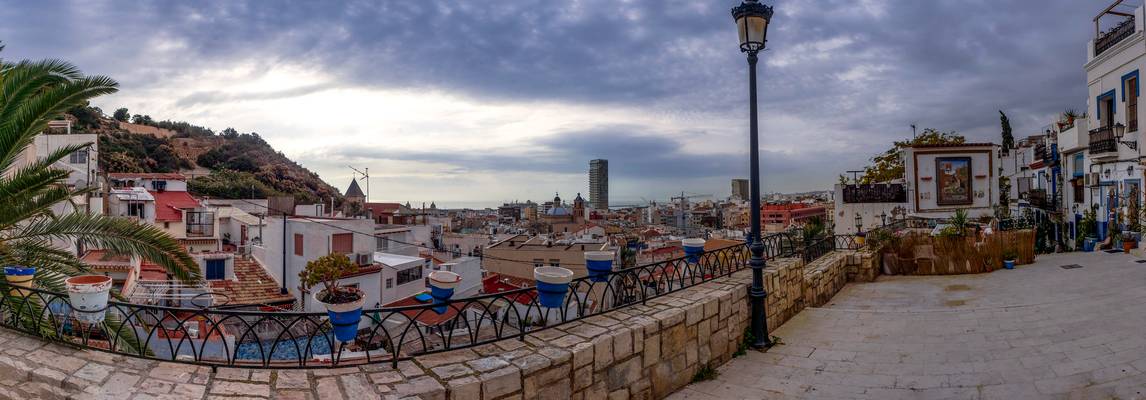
[1114,122,1127,140]
[880,211,887,226]
[733,1,774,53]
[854,213,863,232]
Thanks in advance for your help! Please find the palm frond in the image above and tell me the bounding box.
[0,74,117,173]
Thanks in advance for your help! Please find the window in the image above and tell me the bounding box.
[1073,179,1084,204]
[549,258,560,267]
[185,211,215,237]
[377,236,390,251]
[69,150,88,164]
[533,259,544,268]
[385,278,393,289]
[127,203,145,219]
[1073,153,1085,177]
[294,234,304,256]
[205,259,226,280]
[396,266,422,285]
[1130,77,1139,132]
[1017,177,1032,196]
[331,233,353,254]
[151,180,167,192]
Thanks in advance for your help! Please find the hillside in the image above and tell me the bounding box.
[68,105,343,204]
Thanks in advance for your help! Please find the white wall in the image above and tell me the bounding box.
[905,147,997,219]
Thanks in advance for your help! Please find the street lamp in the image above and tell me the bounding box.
[1114,122,1137,150]
[732,0,774,350]
[854,213,863,233]
[880,211,887,227]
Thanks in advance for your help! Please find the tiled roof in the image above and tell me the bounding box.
[150,191,201,221]
[80,250,133,272]
[383,292,463,325]
[909,142,995,149]
[482,273,535,305]
[108,172,186,181]
[208,258,295,307]
[345,178,365,198]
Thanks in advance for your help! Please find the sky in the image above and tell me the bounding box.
[0,0,1111,208]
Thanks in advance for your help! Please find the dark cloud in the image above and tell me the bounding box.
[0,0,1104,196]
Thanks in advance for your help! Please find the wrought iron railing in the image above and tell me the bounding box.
[1090,127,1118,155]
[1096,17,1136,57]
[842,184,907,204]
[0,232,849,369]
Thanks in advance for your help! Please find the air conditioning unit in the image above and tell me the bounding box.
[356,253,373,266]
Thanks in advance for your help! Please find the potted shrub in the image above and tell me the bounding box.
[65,275,114,325]
[534,266,574,308]
[300,253,364,343]
[682,239,706,263]
[427,270,461,314]
[1002,249,1018,270]
[3,265,35,297]
[1124,230,1137,253]
[584,251,615,283]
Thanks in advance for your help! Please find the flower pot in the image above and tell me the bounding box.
[1124,239,1136,253]
[314,288,366,343]
[534,266,573,308]
[682,239,706,263]
[428,271,461,314]
[855,233,866,246]
[1084,237,1097,252]
[1003,260,1015,270]
[65,275,113,325]
[3,266,35,298]
[584,251,615,283]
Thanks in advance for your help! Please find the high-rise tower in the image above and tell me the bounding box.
[589,159,609,210]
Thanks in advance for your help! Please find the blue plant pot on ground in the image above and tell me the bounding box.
[1003,260,1015,270]
[314,289,366,343]
[1084,237,1097,252]
[682,238,706,263]
[534,267,573,309]
[584,251,615,283]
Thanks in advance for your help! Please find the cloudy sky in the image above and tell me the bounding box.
[0,0,1108,208]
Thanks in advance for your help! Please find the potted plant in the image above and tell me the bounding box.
[534,266,574,308]
[584,251,615,283]
[299,253,364,343]
[3,265,35,298]
[1002,249,1018,270]
[854,231,866,246]
[1124,229,1137,253]
[682,238,706,263]
[427,270,461,314]
[65,275,114,324]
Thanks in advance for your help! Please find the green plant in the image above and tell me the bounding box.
[299,253,360,303]
[1002,249,1018,261]
[0,48,201,288]
[770,335,785,346]
[733,327,754,357]
[802,216,826,243]
[691,364,719,382]
[948,209,969,236]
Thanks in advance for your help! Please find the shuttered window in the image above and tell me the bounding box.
[332,233,354,254]
[293,234,304,256]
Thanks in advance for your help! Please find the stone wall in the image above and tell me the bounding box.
[0,250,871,400]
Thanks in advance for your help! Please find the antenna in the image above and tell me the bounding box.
[348,166,370,202]
[910,123,917,139]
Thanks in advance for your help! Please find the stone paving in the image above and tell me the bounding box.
[670,251,1146,399]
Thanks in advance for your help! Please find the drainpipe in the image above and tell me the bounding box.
[281,214,288,295]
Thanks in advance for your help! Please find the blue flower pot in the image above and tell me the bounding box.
[430,286,455,315]
[1083,237,1097,252]
[682,239,706,263]
[1003,260,1015,270]
[3,265,36,297]
[585,251,615,283]
[534,267,573,308]
[315,289,365,343]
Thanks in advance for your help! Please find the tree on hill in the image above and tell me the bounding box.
[860,128,965,184]
[113,107,130,122]
[999,110,1014,155]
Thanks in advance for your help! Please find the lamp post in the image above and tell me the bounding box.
[1114,122,1137,150]
[880,211,887,227]
[855,213,863,234]
[732,0,774,350]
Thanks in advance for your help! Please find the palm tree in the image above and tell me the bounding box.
[0,48,202,293]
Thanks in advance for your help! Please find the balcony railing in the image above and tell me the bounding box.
[1089,127,1118,155]
[1034,143,1048,164]
[0,231,846,369]
[1026,189,1051,210]
[1096,17,1136,57]
[842,184,907,204]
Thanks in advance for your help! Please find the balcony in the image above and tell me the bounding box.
[842,184,907,204]
[1096,16,1136,57]
[1089,126,1119,160]
[1026,188,1052,210]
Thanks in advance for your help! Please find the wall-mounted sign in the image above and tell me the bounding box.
[936,157,973,206]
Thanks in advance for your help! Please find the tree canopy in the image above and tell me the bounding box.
[860,128,965,184]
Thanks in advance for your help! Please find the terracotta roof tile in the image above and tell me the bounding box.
[208,258,295,307]
[150,191,201,222]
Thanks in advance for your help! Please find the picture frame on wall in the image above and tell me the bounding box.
[936,157,973,206]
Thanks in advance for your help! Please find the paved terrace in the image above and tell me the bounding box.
[671,251,1146,399]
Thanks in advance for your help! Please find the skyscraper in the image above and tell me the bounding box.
[589,159,609,210]
[731,178,750,201]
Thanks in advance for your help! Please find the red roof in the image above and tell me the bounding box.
[909,143,994,149]
[383,293,462,326]
[482,274,535,305]
[363,203,402,215]
[108,172,186,181]
[208,258,295,307]
[80,250,133,272]
[150,191,201,221]
[138,260,168,280]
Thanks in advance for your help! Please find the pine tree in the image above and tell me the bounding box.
[999,110,1014,155]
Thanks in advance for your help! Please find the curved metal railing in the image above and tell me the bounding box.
[0,232,845,369]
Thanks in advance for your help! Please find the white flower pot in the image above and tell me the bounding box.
[65,275,113,325]
[534,267,573,285]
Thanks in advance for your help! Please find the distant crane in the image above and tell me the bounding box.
[671,192,713,236]
[348,166,370,202]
